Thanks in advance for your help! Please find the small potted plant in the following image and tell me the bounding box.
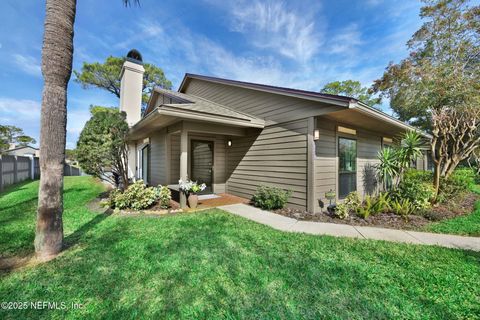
[179,178,206,209]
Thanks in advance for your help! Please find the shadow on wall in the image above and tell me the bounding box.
[363,163,378,196]
[225,128,261,181]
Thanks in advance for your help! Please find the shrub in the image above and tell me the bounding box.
[334,191,361,219]
[391,199,414,217]
[109,180,160,210]
[252,185,292,210]
[374,192,392,213]
[438,168,476,202]
[391,173,435,212]
[156,185,171,209]
[334,192,361,219]
[403,169,432,183]
[356,193,391,219]
[334,203,349,219]
[357,196,375,219]
[107,188,122,208]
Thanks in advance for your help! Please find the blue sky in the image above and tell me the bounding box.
[0,0,425,149]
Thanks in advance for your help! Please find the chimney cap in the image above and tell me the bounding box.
[126,49,143,64]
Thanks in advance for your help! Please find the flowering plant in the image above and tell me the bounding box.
[179,178,206,195]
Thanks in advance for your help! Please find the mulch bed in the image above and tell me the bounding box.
[275,192,479,231]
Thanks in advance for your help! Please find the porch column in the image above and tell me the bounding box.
[307,117,316,213]
[180,127,188,208]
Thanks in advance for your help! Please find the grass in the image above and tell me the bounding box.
[424,185,480,236]
[0,177,479,319]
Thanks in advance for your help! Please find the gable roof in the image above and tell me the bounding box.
[178,73,431,139]
[130,87,265,139]
[150,88,264,125]
[7,145,38,152]
[179,73,354,107]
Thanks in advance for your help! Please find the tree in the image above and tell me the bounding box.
[320,80,382,108]
[0,125,36,151]
[74,56,172,108]
[65,149,77,164]
[35,0,139,261]
[77,106,130,189]
[431,106,480,192]
[371,0,480,195]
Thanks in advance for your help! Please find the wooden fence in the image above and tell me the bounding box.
[0,155,83,192]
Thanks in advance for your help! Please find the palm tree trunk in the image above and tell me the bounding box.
[35,0,77,261]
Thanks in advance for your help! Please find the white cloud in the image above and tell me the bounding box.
[0,98,41,147]
[115,21,166,50]
[212,0,322,62]
[0,97,93,149]
[67,109,91,135]
[13,54,41,77]
[328,24,363,55]
[0,98,41,119]
[107,0,423,102]
[126,19,365,92]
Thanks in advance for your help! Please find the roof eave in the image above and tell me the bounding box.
[179,73,352,107]
[130,105,265,135]
[350,101,432,139]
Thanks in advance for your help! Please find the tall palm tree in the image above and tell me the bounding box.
[35,0,139,261]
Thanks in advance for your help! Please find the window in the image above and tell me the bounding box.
[338,137,357,198]
[141,145,149,183]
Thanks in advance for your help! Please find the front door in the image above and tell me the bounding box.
[190,140,213,194]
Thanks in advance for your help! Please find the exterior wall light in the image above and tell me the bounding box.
[314,129,320,140]
[383,137,393,144]
[227,140,232,147]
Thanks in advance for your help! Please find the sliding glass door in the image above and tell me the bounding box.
[338,137,357,198]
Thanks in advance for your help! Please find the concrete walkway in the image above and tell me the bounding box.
[218,204,480,251]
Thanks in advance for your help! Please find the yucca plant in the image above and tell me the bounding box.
[376,147,399,191]
[376,130,425,192]
[397,130,424,175]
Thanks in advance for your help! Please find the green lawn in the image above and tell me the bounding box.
[1,177,479,319]
[424,185,480,236]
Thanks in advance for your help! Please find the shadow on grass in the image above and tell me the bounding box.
[0,180,35,196]
[0,211,110,276]
[63,213,110,249]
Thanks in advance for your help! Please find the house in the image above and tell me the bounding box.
[4,144,39,157]
[120,50,430,212]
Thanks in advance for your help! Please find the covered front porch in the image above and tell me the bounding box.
[166,192,250,211]
[128,89,264,208]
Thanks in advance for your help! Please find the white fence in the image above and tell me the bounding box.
[0,155,82,192]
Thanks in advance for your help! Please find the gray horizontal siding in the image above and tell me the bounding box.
[314,119,336,212]
[356,130,382,198]
[226,119,308,210]
[314,117,384,212]
[149,131,168,186]
[184,79,342,123]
